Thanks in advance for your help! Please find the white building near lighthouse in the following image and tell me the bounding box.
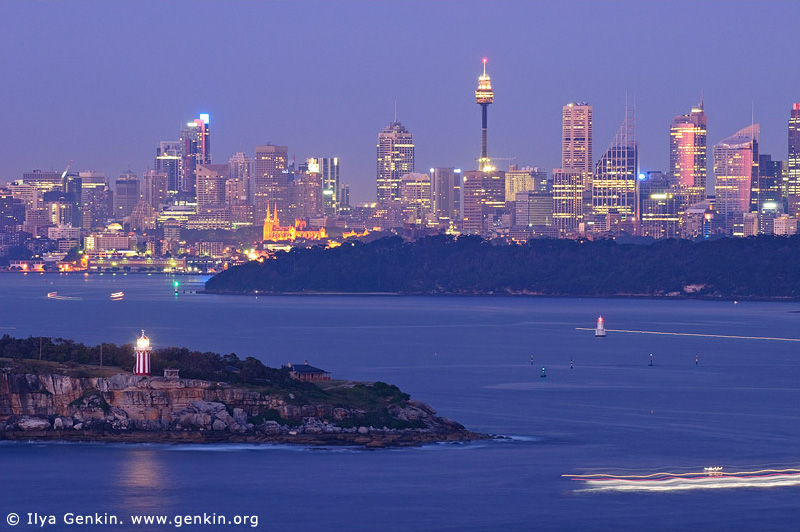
[133,330,152,375]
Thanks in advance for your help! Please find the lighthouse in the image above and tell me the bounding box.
[133,330,152,376]
[595,316,606,337]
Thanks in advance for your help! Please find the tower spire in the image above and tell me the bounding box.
[475,57,494,169]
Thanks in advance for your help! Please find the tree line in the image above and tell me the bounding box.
[205,234,800,300]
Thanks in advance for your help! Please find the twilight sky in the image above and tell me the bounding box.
[1,1,798,203]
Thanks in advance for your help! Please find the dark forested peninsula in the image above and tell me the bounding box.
[205,235,800,300]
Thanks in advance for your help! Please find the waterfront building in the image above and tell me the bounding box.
[114,171,140,219]
[788,103,800,216]
[592,108,638,232]
[669,101,707,204]
[377,120,414,203]
[253,144,289,224]
[713,124,759,234]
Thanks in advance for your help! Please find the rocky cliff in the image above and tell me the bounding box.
[0,372,484,447]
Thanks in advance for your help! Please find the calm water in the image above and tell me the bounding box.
[1,273,798,531]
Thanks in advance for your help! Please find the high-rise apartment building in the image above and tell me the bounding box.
[713,124,759,234]
[253,144,289,223]
[669,101,707,200]
[308,157,340,215]
[788,103,800,216]
[179,114,211,195]
[553,102,593,233]
[593,109,638,231]
[114,171,140,219]
[377,121,414,202]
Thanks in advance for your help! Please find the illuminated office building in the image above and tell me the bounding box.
[114,171,140,219]
[196,164,229,210]
[180,113,211,195]
[78,172,111,229]
[553,103,593,234]
[308,157,340,215]
[593,108,638,231]
[155,141,182,195]
[377,120,414,202]
[788,103,800,216]
[431,167,461,221]
[669,101,707,202]
[713,124,759,234]
[253,144,289,223]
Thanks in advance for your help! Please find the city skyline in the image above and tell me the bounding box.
[1,1,798,204]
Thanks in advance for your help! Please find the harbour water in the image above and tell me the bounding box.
[1,273,799,531]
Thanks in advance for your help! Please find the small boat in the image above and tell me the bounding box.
[110,291,124,300]
[595,316,606,337]
[704,466,723,476]
[47,292,82,301]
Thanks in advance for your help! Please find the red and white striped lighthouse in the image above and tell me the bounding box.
[133,330,152,376]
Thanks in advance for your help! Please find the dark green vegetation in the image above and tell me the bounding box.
[205,234,800,300]
[0,336,418,428]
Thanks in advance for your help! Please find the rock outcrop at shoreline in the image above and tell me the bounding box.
[0,372,485,447]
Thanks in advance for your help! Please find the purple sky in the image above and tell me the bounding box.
[1,1,798,203]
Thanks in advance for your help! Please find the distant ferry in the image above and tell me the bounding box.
[46,292,82,301]
[110,291,124,301]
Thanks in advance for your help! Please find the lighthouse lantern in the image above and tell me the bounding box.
[133,330,152,375]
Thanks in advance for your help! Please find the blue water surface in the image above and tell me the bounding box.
[1,273,798,531]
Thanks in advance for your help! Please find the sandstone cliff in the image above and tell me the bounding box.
[0,372,482,447]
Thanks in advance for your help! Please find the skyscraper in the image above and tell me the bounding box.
[593,108,638,231]
[142,170,169,210]
[114,171,140,219]
[788,103,800,216]
[228,151,253,204]
[376,120,414,202]
[553,102,593,233]
[78,172,111,229]
[308,157,340,216]
[196,164,229,210]
[155,141,182,195]
[669,101,707,198]
[713,124,759,234]
[431,167,461,221]
[180,114,211,195]
[253,144,289,223]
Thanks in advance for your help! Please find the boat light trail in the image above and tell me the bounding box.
[564,468,800,492]
[575,328,800,342]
